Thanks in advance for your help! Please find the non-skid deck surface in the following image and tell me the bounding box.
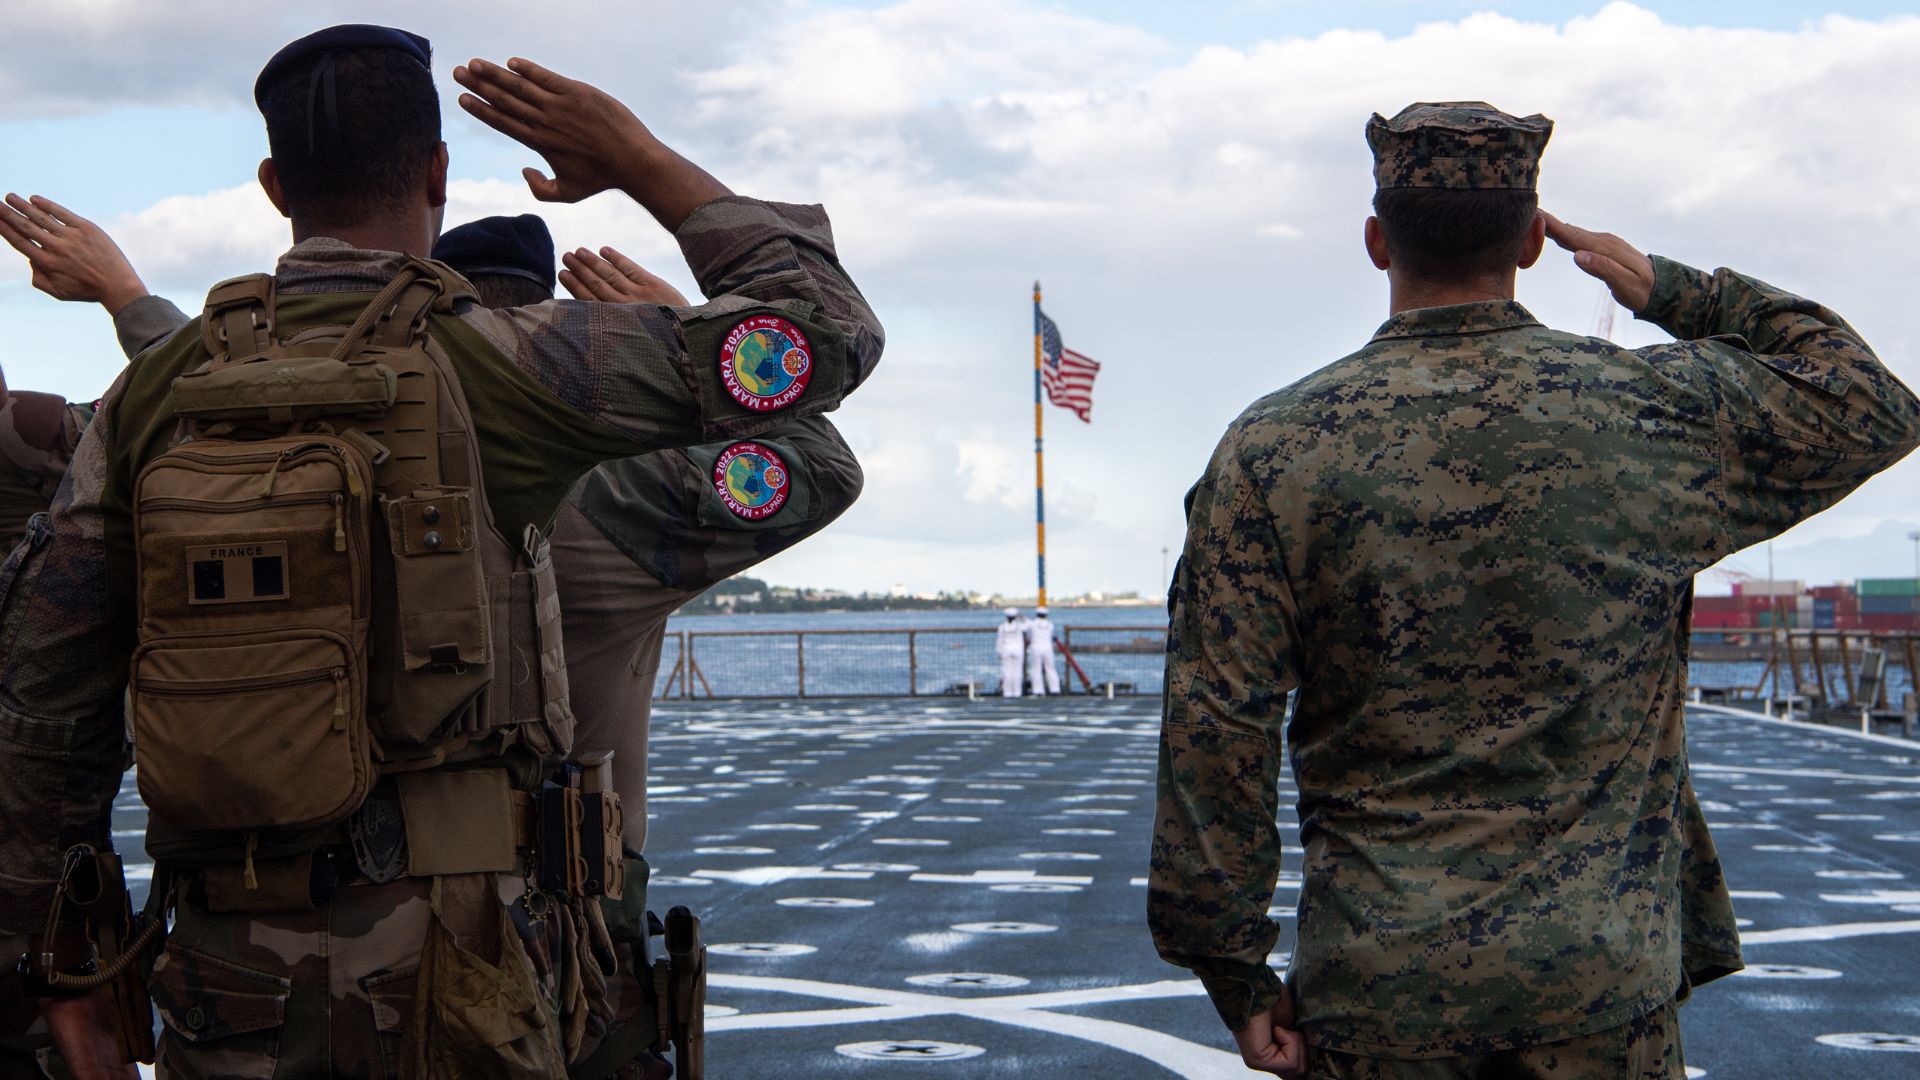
[122,700,1920,1077]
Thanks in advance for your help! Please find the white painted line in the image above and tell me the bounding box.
[692,867,875,885]
[910,870,1094,885]
[1817,891,1920,905]
[1688,703,1920,751]
[706,974,1250,1079]
[1741,919,1920,944]
[1727,890,1785,900]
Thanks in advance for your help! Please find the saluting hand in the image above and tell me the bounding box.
[1233,987,1308,1078]
[0,194,148,314]
[1543,211,1656,315]
[452,57,729,232]
[559,246,690,306]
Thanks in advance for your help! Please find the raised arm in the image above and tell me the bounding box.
[1546,211,1920,551]
[449,58,883,452]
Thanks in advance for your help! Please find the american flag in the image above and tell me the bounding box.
[1037,308,1101,423]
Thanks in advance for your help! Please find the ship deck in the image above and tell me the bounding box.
[121,699,1920,1077]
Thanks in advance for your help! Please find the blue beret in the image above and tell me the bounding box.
[434,215,557,291]
[254,24,432,108]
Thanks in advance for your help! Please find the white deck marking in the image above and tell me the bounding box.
[1741,919,1920,944]
[910,870,1094,885]
[708,975,1250,1078]
[1817,890,1920,905]
[693,867,875,885]
[1727,890,1784,900]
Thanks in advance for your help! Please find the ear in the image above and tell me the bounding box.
[1515,209,1547,270]
[257,159,291,219]
[1364,216,1391,271]
[427,142,449,209]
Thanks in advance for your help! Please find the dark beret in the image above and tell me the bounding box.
[254,24,432,107]
[433,214,557,290]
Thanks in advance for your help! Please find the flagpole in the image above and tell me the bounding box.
[1032,281,1048,609]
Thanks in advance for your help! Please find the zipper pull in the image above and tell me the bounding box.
[333,669,348,731]
[334,448,367,498]
[333,494,347,552]
[259,452,286,499]
[243,832,259,891]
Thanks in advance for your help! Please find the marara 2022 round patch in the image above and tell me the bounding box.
[719,315,813,412]
[713,441,792,521]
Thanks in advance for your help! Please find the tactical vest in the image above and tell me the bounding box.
[130,260,576,890]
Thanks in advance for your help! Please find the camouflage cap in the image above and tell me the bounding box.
[1366,102,1553,191]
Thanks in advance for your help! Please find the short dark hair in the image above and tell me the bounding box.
[259,47,441,226]
[1371,188,1538,280]
[469,274,553,310]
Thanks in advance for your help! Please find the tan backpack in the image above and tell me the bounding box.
[130,261,574,861]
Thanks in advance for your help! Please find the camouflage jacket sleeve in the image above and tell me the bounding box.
[459,197,884,454]
[1638,256,1920,550]
[0,391,88,493]
[113,294,192,360]
[1149,428,1298,1032]
[572,413,864,597]
[0,374,130,939]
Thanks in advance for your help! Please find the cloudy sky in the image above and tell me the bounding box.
[4,0,1918,598]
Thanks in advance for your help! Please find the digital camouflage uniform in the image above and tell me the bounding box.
[0,194,882,1078]
[1148,102,1920,1077]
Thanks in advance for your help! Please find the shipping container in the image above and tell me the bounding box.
[1814,613,1837,629]
[1733,580,1804,597]
[1810,585,1854,601]
[1860,595,1920,615]
[1857,578,1920,597]
[1755,611,1797,628]
[1689,612,1753,629]
[1859,612,1920,632]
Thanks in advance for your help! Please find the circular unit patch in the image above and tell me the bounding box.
[712,441,792,521]
[719,315,813,411]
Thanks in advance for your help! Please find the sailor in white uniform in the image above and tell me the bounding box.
[1026,606,1062,695]
[996,606,1028,698]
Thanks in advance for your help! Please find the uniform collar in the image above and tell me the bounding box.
[273,237,418,294]
[1369,300,1540,342]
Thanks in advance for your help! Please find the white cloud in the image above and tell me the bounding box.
[5,1,1919,597]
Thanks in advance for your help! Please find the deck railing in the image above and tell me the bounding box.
[651,624,1169,699]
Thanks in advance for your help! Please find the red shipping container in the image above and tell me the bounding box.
[1859,613,1920,632]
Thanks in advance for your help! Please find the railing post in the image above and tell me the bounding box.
[908,631,918,696]
[1837,633,1855,705]
[797,631,806,698]
[1810,632,1830,706]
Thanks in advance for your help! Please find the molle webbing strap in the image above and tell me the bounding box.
[199,275,276,362]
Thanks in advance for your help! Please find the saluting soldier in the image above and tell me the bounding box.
[5,207,872,1077]
[1149,102,1920,1078]
[0,23,881,1079]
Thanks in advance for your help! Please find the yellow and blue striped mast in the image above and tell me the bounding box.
[1032,281,1048,608]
